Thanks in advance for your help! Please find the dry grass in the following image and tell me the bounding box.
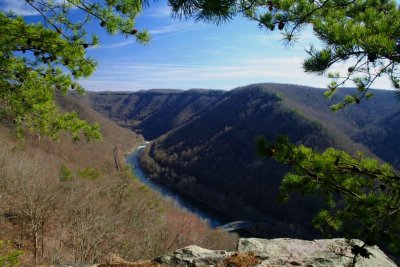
[223,252,261,267]
[99,264,162,267]
[0,95,238,266]
[98,254,165,267]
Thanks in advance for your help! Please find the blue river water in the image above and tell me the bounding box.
[125,145,231,228]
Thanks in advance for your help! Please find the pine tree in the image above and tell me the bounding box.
[257,136,400,256]
[171,0,400,261]
[170,0,400,108]
[0,0,150,141]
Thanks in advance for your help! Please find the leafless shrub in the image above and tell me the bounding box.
[0,144,237,266]
[0,145,58,265]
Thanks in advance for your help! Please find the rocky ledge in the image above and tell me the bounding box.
[151,238,397,267]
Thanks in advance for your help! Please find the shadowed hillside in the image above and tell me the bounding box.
[247,83,400,169]
[89,83,399,238]
[139,87,337,237]
[354,109,400,168]
[89,89,225,140]
[90,83,399,169]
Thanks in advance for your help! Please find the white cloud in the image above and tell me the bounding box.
[79,79,148,91]
[80,57,316,91]
[91,23,200,50]
[0,0,38,16]
[91,40,137,50]
[0,0,75,16]
[202,49,224,55]
[144,5,171,18]
[149,23,199,35]
[81,56,393,91]
[204,37,222,41]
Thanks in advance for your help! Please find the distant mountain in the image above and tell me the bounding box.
[354,109,400,168]
[260,84,400,168]
[89,89,225,140]
[89,83,399,238]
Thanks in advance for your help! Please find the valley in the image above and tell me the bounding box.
[0,82,397,265]
[90,83,400,239]
[3,1,400,265]
[126,145,231,228]
[0,93,237,265]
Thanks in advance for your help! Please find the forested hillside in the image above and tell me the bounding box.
[4,0,400,264]
[89,89,225,139]
[90,83,399,238]
[353,110,400,168]
[0,94,236,266]
[245,84,400,168]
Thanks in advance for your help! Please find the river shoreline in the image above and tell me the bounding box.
[125,144,231,228]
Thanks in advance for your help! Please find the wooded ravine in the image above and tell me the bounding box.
[89,83,400,239]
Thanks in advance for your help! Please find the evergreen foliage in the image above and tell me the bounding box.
[258,136,400,253]
[168,0,400,258]
[169,0,400,108]
[0,0,150,140]
[91,86,399,240]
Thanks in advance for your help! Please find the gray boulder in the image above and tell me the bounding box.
[238,238,397,267]
[153,238,397,267]
[154,245,233,266]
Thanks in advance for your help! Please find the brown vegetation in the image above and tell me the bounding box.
[97,252,262,267]
[223,252,261,267]
[0,95,237,266]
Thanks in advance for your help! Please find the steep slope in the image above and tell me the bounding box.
[89,84,399,168]
[89,89,225,139]
[354,109,400,168]
[248,83,399,169]
[0,93,237,266]
[254,83,398,135]
[0,92,143,175]
[138,86,360,238]
[89,83,399,238]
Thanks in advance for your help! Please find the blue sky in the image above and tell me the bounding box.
[1,0,393,91]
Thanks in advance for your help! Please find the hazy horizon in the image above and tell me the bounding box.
[1,0,394,91]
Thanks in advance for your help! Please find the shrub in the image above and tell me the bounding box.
[0,240,23,267]
[60,164,74,181]
[77,167,101,180]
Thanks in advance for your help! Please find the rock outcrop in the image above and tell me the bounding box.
[152,238,397,267]
[154,245,234,266]
[237,238,396,267]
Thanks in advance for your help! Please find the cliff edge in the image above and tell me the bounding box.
[99,238,397,267]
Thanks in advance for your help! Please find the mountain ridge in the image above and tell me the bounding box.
[88,82,399,238]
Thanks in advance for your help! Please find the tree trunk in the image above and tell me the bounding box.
[41,223,44,260]
[33,229,38,266]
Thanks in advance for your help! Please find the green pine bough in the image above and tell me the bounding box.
[0,0,150,141]
[257,136,400,257]
[170,0,400,109]
[170,0,400,262]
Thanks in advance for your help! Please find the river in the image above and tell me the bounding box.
[125,145,231,228]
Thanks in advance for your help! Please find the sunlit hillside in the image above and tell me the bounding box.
[0,94,237,266]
